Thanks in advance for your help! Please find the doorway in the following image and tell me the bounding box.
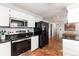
[50,24,52,39]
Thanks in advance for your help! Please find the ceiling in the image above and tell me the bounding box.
[11,3,68,20]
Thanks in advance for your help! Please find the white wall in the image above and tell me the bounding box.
[52,17,67,38]
[49,23,57,38]
[50,8,67,38]
[68,4,79,23]
[57,17,67,38]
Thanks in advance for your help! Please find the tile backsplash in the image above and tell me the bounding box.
[0,27,34,34]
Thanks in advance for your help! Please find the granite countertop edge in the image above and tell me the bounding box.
[0,40,11,43]
[62,38,79,41]
[0,35,39,44]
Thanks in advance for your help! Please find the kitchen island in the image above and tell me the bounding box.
[63,39,79,56]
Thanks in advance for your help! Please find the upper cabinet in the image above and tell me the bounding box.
[0,5,9,26]
[0,5,39,27]
[27,20,35,27]
[27,15,35,27]
[9,9,27,20]
[9,9,35,27]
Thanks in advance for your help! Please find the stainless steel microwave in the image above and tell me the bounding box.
[9,17,27,27]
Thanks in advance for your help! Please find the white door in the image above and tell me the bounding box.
[0,5,9,26]
[0,42,11,56]
[31,36,39,51]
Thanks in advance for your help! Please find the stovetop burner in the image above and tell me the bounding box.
[6,33,29,41]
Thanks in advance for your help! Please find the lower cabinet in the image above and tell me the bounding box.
[0,42,11,56]
[31,36,39,51]
[63,39,79,56]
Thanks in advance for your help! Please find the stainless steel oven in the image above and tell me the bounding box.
[7,30,31,56]
[11,38,31,56]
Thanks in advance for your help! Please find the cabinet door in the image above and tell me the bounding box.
[0,5,9,26]
[27,20,35,27]
[27,15,35,27]
[31,36,39,51]
[63,39,79,56]
[10,9,26,20]
[10,9,35,27]
[0,42,11,56]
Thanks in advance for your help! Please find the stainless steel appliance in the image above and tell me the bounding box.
[7,30,31,56]
[11,37,31,56]
[10,17,27,27]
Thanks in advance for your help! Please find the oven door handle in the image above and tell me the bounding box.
[12,38,30,43]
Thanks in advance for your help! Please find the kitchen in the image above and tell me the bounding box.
[0,3,54,56]
[0,3,78,56]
